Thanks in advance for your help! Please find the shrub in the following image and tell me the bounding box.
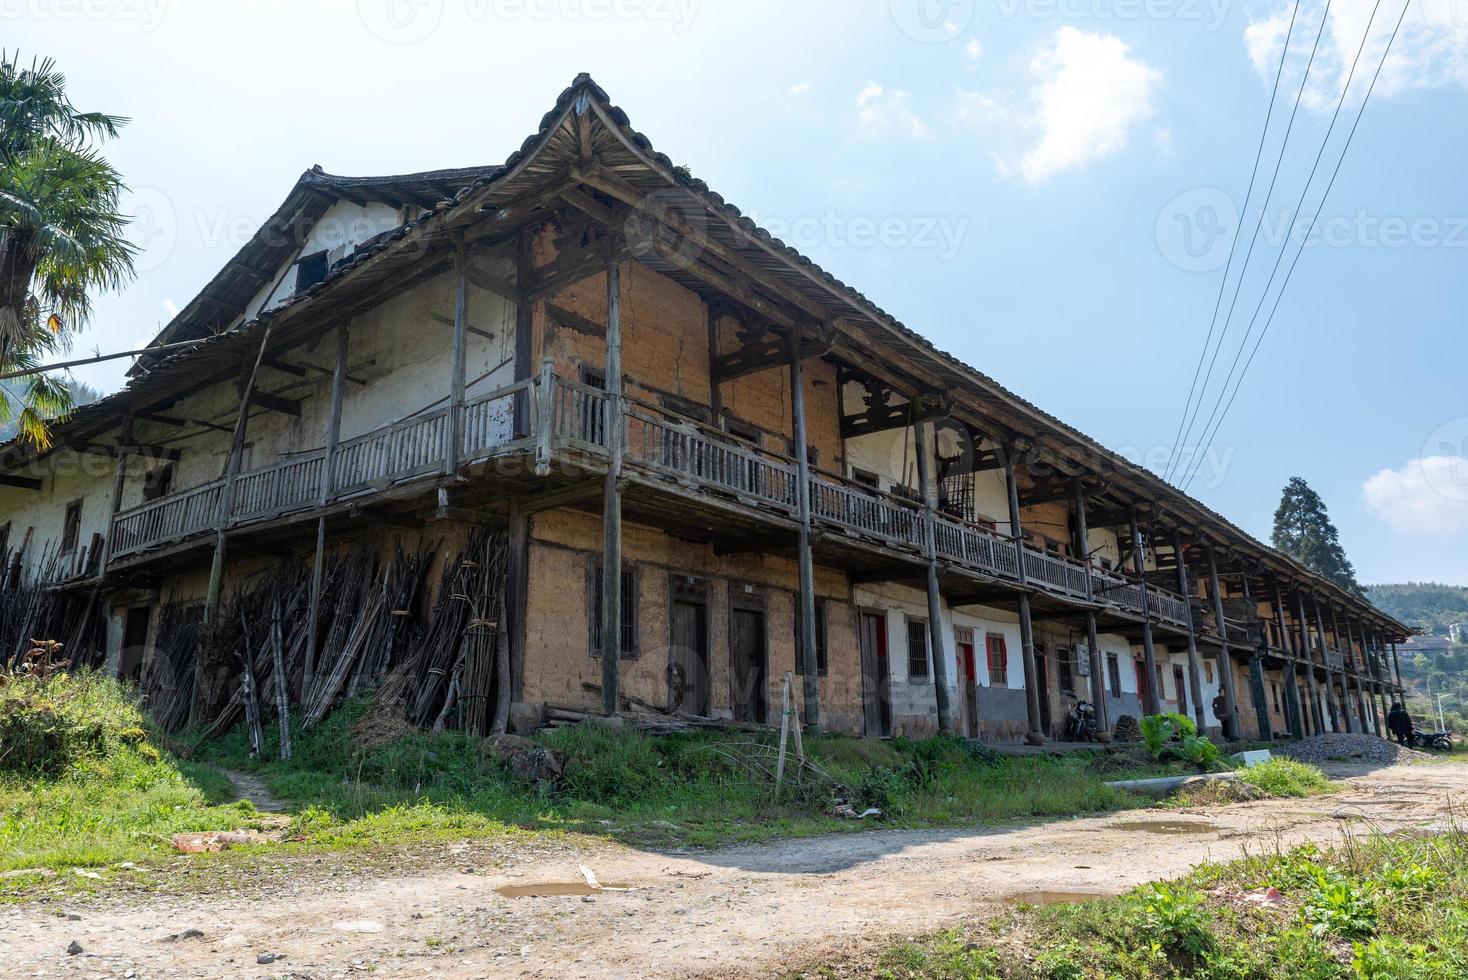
[0,669,150,776]
[1237,758,1329,798]
[1134,881,1214,957]
[1139,713,1195,760]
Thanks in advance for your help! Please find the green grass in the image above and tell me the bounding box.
[0,670,262,879]
[1236,758,1332,798]
[794,828,1468,979]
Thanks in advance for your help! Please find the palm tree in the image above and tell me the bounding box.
[0,53,135,447]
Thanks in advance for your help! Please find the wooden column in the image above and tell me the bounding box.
[1390,638,1404,692]
[1074,480,1108,736]
[1004,447,1044,745]
[1364,623,1388,736]
[305,322,350,695]
[1129,507,1161,715]
[1173,533,1207,733]
[914,414,954,735]
[1311,595,1342,733]
[204,322,275,624]
[444,246,468,476]
[788,328,821,735]
[1335,606,1367,733]
[1295,591,1325,734]
[100,420,134,576]
[1205,547,1241,740]
[1273,582,1305,739]
[600,258,624,716]
[1238,569,1272,741]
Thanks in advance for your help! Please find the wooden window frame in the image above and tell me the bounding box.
[1107,652,1122,698]
[905,617,930,680]
[985,632,1008,686]
[60,499,83,554]
[588,560,638,659]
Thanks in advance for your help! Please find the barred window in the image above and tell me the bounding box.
[907,618,930,680]
[591,564,636,658]
[986,633,1008,686]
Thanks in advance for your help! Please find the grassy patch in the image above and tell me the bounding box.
[1236,758,1332,798]
[795,828,1468,979]
[0,670,263,880]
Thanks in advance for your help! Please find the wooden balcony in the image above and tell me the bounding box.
[107,374,1192,628]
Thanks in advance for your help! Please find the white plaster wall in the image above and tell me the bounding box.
[0,449,119,581]
[245,201,406,318]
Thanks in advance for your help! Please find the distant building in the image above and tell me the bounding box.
[1450,624,1468,644]
[1401,635,1452,656]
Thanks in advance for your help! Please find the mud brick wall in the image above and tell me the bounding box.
[522,508,863,733]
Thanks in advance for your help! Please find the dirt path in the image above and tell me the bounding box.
[6,762,1465,980]
[220,768,288,813]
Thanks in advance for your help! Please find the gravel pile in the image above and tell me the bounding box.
[1274,732,1429,766]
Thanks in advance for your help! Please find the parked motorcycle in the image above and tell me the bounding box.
[1065,699,1099,742]
[1412,728,1454,751]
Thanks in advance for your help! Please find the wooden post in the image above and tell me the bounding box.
[1129,507,1161,715]
[706,304,722,423]
[788,328,822,735]
[445,245,468,476]
[1311,595,1341,733]
[914,412,953,736]
[1074,480,1108,736]
[204,321,275,624]
[1274,582,1305,739]
[1390,638,1404,692]
[1333,606,1366,733]
[1295,591,1325,734]
[100,420,134,575]
[1003,446,1044,745]
[600,258,624,716]
[304,323,350,696]
[271,590,291,761]
[1238,568,1272,741]
[1205,547,1241,740]
[1173,533,1207,733]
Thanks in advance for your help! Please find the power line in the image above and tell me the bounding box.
[1164,0,1335,483]
[1179,0,1412,494]
[1162,0,1304,481]
[0,336,204,382]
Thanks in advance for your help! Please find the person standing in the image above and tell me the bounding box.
[1386,701,1414,747]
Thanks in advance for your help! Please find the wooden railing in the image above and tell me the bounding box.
[106,372,1202,630]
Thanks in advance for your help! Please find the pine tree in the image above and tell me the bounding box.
[1271,477,1363,596]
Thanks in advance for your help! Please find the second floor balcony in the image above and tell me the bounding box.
[106,372,1195,631]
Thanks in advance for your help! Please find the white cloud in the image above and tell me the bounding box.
[1363,456,1468,536]
[788,82,811,97]
[855,83,929,139]
[1246,0,1468,111]
[1014,27,1161,183]
[964,37,983,62]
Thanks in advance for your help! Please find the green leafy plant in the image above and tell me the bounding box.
[1139,712,1196,761]
[1301,866,1376,939]
[1237,758,1329,797]
[1135,881,1213,957]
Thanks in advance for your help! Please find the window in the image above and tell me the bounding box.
[580,367,607,390]
[850,467,880,489]
[906,618,930,679]
[1272,683,1282,713]
[143,464,174,502]
[590,564,637,657]
[1058,647,1073,693]
[724,418,760,445]
[295,250,328,293]
[794,598,828,675]
[1204,661,1215,684]
[1107,653,1122,698]
[61,500,83,554]
[986,632,1008,686]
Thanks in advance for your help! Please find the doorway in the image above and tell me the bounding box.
[119,606,151,683]
[859,610,892,737]
[1173,665,1187,717]
[729,593,767,724]
[957,638,978,738]
[668,577,710,716]
[1034,647,1051,737]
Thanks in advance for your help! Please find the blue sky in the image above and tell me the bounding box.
[10,0,1468,584]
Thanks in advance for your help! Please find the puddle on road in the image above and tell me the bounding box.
[1110,819,1221,835]
[1010,890,1114,907]
[496,881,632,898]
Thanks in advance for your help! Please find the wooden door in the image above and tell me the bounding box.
[729,608,767,724]
[669,600,709,716]
[1173,665,1187,716]
[958,642,978,737]
[119,606,151,683]
[859,611,892,737]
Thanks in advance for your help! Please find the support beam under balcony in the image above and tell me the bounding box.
[601,255,624,717]
[1173,533,1207,734]
[305,321,351,696]
[1296,591,1325,734]
[790,330,822,736]
[249,390,301,418]
[1004,447,1044,746]
[914,414,953,737]
[1130,507,1161,715]
[1073,480,1109,738]
[1274,583,1304,739]
[712,324,832,385]
[1205,546,1242,741]
[0,473,42,490]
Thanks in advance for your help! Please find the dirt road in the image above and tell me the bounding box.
[5,762,1464,979]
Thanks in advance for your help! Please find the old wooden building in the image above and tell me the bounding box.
[0,76,1409,744]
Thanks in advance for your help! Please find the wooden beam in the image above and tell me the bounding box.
[67,442,182,462]
[0,473,42,490]
[249,391,301,417]
[711,326,832,384]
[428,311,495,341]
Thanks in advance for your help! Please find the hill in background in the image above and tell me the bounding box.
[1368,582,1468,636]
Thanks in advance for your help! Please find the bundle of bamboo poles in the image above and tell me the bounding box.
[140,596,206,733]
[0,539,106,669]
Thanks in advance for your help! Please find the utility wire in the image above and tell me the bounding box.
[1179,0,1411,493]
[1162,0,1304,482]
[1164,0,1335,483]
